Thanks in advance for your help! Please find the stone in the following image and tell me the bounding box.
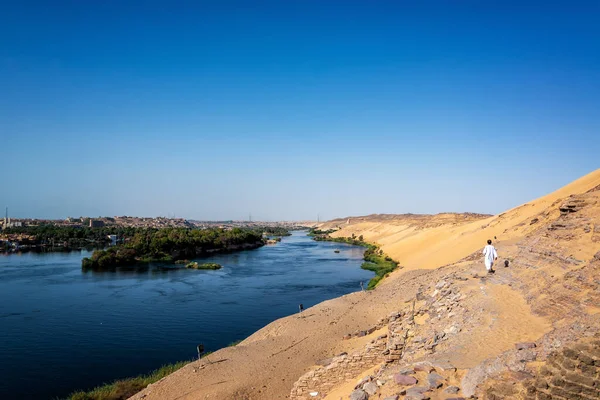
[316,357,333,366]
[517,350,536,362]
[405,387,431,400]
[413,362,434,372]
[515,342,536,350]
[435,280,447,289]
[444,326,460,335]
[363,382,378,395]
[398,368,415,375]
[427,372,445,389]
[431,360,456,372]
[355,376,372,389]
[405,395,430,400]
[357,330,367,337]
[445,386,460,394]
[394,374,418,385]
[383,396,399,400]
[349,389,369,400]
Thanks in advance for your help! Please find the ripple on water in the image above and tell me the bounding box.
[0,232,373,399]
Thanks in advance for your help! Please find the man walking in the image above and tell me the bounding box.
[483,239,498,273]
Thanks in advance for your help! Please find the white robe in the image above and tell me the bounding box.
[483,244,498,270]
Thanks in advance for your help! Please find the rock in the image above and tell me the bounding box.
[383,396,399,400]
[446,398,466,400]
[435,280,447,289]
[363,382,378,395]
[406,387,428,394]
[517,349,537,362]
[316,357,333,366]
[405,396,430,400]
[559,198,587,215]
[309,392,319,397]
[398,368,415,375]
[444,326,460,335]
[427,372,445,389]
[445,386,460,394]
[515,342,536,350]
[431,360,456,372]
[413,362,434,372]
[405,387,431,400]
[394,374,418,385]
[357,330,367,337]
[356,376,372,388]
[350,389,369,400]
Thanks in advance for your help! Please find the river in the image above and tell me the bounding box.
[0,231,371,399]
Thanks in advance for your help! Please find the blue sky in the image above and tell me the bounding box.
[1,1,599,221]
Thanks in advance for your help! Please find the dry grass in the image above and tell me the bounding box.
[65,360,190,400]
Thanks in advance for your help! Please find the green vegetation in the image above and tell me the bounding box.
[2,225,137,250]
[307,227,338,237]
[360,246,399,289]
[186,262,222,270]
[310,232,399,289]
[65,360,190,400]
[82,228,264,270]
[260,226,291,236]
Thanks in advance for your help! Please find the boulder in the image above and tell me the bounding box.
[427,372,445,389]
[363,382,378,395]
[404,387,430,400]
[350,389,369,400]
[515,342,536,350]
[394,374,418,385]
[559,198,587,215]
[413,362,435,372]
[445,386,460,394]
[398,368,415,375]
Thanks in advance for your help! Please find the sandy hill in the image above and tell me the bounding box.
[131,169,600,400]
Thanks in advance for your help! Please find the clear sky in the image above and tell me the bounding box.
[1,1,599,221]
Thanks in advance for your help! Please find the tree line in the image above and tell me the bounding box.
[82,227,265,270]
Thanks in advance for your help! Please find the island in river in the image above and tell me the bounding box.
[81,227,265,270]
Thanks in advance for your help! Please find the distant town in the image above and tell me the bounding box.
[2,212,314,231]
[0,208,315,253]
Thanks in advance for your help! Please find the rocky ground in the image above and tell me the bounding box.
[131,169,600,400]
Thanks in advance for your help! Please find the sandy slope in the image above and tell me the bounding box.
[321,169,600,272]
[131,169,600,400]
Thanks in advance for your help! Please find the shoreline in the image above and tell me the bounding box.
[311,231,400,289]
[60,231,368,400]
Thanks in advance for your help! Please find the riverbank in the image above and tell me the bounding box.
[67,361,190,400]
[311,232,399,289]
[0,231,371,399]
[129,170,600,400]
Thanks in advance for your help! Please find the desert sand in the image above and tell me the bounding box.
[131,169,600,400]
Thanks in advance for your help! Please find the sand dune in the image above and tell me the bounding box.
[131,169,600,400]
[321,169,600,271]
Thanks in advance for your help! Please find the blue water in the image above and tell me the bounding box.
[0,231,371,399]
